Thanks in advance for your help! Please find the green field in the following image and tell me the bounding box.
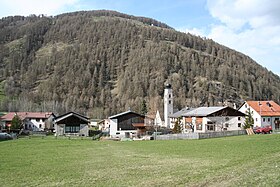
[1,134,280,187]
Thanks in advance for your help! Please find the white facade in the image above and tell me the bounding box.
[239,101,280,129]
[23,114,55,131]
[25,118,48,131]
[109,118,137,138]
[154,110,163,127]
[109,118,118,137]
[182,116,244,133]
[205,116,244,131]
[0,112,55,131]
[239,103,261,127]
[164,84,173,128]
[99,119,110,131]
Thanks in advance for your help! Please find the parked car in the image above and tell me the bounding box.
[254,126,272,134]
[0,133,13,141]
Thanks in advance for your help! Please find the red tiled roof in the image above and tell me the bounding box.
[0,112,53,121]
[246,101,280,116]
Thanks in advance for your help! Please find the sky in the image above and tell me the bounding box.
[0,0,279,76]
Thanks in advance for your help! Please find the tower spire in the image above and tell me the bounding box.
[164,83,173,128]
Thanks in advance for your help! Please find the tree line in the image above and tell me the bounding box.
[0,10,279,118]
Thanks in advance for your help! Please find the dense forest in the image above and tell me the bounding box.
[0,10,280,118]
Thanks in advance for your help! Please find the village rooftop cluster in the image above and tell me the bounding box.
[1,84,280,140]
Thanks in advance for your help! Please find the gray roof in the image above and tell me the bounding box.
[169,107,195,118]
[54,112,89,123]
[182,107,226,117]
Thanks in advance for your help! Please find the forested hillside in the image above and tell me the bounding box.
[0,10,279,118]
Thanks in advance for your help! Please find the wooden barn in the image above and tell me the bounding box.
[54,112,89,136]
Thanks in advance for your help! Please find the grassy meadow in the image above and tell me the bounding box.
[1,134,280,186]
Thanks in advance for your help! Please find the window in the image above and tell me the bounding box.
[65,126,80,133]
[256,118,258,122]
[275,118,280,129]
[169,94,171,98]
[238,123,241,128]
[268,118,270,122]
[39,124,42,128]
[197,124,202,130]
[169,100,171,104]
[225,123,229,128]
[263,118,265,122]
[207,125,215,131]
[238,117,241,121]
[36,119,40,122]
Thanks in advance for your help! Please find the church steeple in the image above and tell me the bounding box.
[164,84,173,128]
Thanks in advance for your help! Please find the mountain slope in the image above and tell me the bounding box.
[0,10,279,117]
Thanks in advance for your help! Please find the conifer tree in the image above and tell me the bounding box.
[243,108,254,129]
[11,115,22,130]
[173,117,182,133]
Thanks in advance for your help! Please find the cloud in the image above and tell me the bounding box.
[207,0,280,29]
[0,0,80,17]
[198,0,280,76]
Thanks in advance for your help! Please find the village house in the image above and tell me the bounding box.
[97,119,110,132]
[109,110,153,138]
[169,107,195,130]
[170,106,246,133]
[89,119,102,129]
[154,110,164,128]
[54,112,89,136]
[238,101,280,130]
[0,112,55,131]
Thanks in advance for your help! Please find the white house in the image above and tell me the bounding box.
[154,110,163,128]
[169,107,195,130]
[89,119,102,128]
[171,106,245,133]
[109,110,148,138]
[238,101,280,130]
[0,112,55,131]
[98,119,110,132]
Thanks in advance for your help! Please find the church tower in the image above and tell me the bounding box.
[164,84,173,128]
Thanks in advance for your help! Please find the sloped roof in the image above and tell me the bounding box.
[245,101,280,116]
[169,107,195,118]
[54,112,89,123]
[0,112,54,121]
[109,110,144,119]
[182,107,226,117]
